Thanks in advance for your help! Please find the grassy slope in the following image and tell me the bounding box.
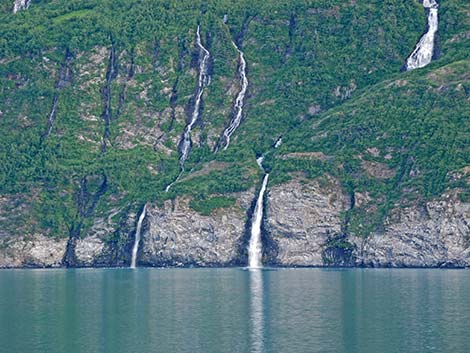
[0,0,468,238]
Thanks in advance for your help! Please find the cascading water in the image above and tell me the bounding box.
[13,0,30,13]
[179,25,211,165]
[248,172,269,269]
[41,95,59,141]
[405,0,439,71]
[256,156,264,170]
[130,204,147,268]
[220,41,249,151]
[164,172,181,192]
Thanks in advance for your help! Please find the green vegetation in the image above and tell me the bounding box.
[0,0,468,239]
[189,196,237,216]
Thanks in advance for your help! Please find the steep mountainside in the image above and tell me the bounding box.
[0,0,469,267]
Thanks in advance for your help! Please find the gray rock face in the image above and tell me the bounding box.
[139,192,253,267]
[0,234,66,268]
[74,235,105,266]
[1,177,469,268]
[265,177,470,268]
[72,208,137,267]
[265,177,350,266]
[353,192,470,267]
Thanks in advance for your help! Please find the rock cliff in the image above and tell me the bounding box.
[264,177,350,266]
[1,176,469,268]
[139,191,253,267]
[353,190,470,267]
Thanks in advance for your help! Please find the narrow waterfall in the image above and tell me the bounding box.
[164,171,181,192]
[249,173,269,269]
[13,0,30,13]
[221,42,249,151]
[130,204,147,268]
[256,156,264,170]
[40,95,59,143]
[405,0,439,71]
[179,25,211,165]
[274,137,282,149]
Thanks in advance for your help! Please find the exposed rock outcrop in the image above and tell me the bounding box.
[74,235,105,266]
[139,191,253,267]
[265,177,350,266]
[353,191,470,267]
[1,178,469,268]
[265,177,470,268]
[71,207,137,267]
[0,234,66,268]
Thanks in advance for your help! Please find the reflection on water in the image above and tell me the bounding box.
[1,268,470,353]
[249,269,264,353]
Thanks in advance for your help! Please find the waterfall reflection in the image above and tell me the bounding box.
[250,269,264,353]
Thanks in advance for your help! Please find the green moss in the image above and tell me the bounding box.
[189,196,237,216]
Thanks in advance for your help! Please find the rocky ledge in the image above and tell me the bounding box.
[1,177,469,268]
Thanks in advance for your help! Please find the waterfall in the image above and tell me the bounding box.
[41,95,59,142]
[274,137,282,149]
[130,204,147,268]
[13,0,30,13]
[405,0,439,71]
[221,41,249,151]
[179,25,211,165]
[256,156,264,170]
[164,171,181,192]
[248,173,269,269]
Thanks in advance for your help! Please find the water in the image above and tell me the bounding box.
[405,0,439,71]
[130,205,147,268]
[179,25,210,165]
[256,156,264,170]
[1,268,470,353]
[221,42,249,151]
[248,174,269,269]
[1,268,469,353]
[13,0,30,13]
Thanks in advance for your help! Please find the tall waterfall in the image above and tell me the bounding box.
[179,25,211,165]
[13,0,30,13]
[249,173,269,269]
[221,42,249,151]
[130,204,147,268]
[405,0,439,71]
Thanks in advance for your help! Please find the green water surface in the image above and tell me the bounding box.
[0,268,469,353]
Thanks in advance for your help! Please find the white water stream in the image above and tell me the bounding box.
[130,204,147,268]
[179,25,211,165]
[13,0,30,13]
[405,0,439,71]
[248,173,269,269]
[221,41,249,151]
